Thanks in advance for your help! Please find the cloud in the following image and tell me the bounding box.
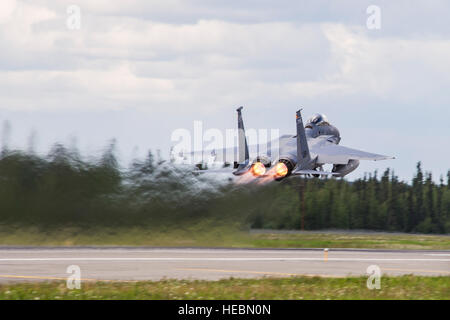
[1,2,449,114]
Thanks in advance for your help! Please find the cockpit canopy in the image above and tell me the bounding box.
[306,113,330,127]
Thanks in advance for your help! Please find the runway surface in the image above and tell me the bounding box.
[0,247,449,282]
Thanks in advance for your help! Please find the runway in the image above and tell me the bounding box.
[0,247,449,282]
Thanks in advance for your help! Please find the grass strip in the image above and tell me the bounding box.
[0,276,448,300]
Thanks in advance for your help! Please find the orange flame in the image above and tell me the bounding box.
[251,162,266,177]
[274,162,288,177]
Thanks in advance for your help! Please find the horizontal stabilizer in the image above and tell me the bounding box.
[233,165,251,176]
[291,169,339,176]
[193,168,233,174]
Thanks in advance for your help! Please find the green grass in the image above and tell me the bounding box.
[0,225,449,250]
[0,276,448,300]
[246,232,450,250]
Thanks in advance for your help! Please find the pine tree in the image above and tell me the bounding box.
[424,172,436,231]
[437,175,444,233]
[447,170,450,189]
[412,162,424,229]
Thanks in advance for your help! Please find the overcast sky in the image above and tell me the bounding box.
[1,0,449,181]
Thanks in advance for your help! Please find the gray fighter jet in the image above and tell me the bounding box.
[192,107,394,180]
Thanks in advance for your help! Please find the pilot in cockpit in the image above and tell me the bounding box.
[306,113,330,127]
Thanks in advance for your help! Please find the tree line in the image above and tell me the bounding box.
[0,144,448,233]
[251,163,450,234]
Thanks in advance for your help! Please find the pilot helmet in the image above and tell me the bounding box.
[307,113,329,126]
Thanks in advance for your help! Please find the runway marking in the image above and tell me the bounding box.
[176,268,345,278]
[0,274,98,281]
[381,268,450,274]
[0,257,449,262]
[0,274,137,283]
[424,254,450,256]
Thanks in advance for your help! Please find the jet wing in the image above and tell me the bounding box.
[311,143,394,165]
[182,147,240,164]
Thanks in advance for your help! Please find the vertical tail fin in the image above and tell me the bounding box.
[295,109,311,169]
[292,109,337,176]
[236,106,249,165]
[233,106,250,175]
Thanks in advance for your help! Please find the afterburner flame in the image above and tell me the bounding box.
[251,162,266,177]
[275,162,288,177]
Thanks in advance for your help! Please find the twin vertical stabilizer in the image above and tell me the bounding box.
[295,109,311,169]
[292,108,337,176]
[233,106,250,175]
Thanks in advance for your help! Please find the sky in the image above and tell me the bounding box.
[0,0,449,182]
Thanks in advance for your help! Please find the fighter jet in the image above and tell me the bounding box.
[189,107,394,181]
